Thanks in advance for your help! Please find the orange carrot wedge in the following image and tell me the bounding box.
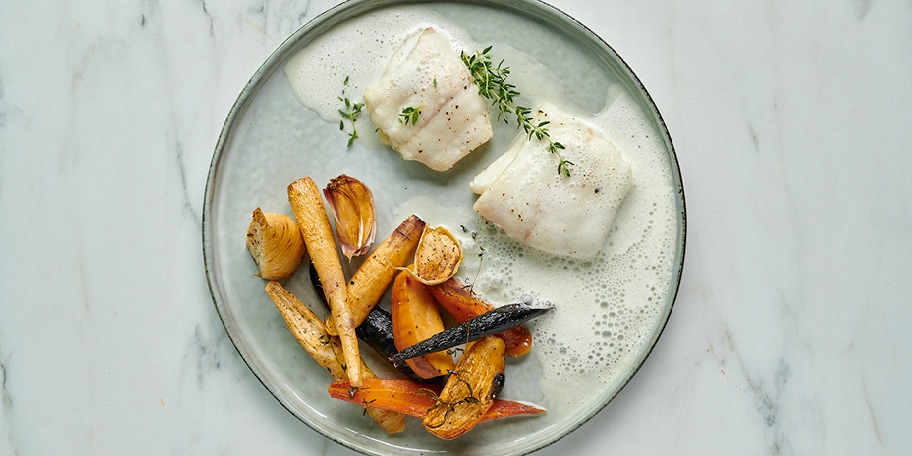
[482,399,549,422]
[328,378,547,423]
[330,378,439,419]
[391,269,455,379]
[429,278,534,357]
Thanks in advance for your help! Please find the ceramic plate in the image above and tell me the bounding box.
[203,1,685,454]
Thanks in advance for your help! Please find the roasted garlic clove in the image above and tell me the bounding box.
[245,208,306,280]
[323,174,377,260]
[408,225,463,285]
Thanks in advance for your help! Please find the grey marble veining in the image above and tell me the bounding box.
[1,0,910,455]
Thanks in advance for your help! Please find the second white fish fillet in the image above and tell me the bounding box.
[471,103,634,260]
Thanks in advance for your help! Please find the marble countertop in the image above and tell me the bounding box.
[1,0,910,454]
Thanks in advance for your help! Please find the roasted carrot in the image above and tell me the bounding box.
[391,269,455,379]
[483,399,547,421]
[392,302,552,367]
[330,378,440,419]
[430,278,535,357]
[328,378,547,423]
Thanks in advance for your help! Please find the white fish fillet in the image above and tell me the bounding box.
[363,28,493,171]
[471,103,634,260]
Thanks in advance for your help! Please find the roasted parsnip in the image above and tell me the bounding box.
[288,177,362,386]
[325,214,426,334]
[264,281,406,433]
[422,336,506,439]
[309,263,428,382]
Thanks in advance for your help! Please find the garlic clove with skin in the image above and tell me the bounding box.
[323,174,377,260]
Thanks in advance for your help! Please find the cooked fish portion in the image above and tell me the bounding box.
[363,28,493,171]
[471,103,634,260]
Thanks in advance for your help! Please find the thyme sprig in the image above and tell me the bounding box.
[459,224,486,292]
[461,46,574,177]
[338,76,364,147]
[420,371,484,429]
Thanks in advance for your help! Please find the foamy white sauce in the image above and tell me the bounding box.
[284,11,475,128]
[284,7,678,415]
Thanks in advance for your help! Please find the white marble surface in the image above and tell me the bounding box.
[1,0,910,454]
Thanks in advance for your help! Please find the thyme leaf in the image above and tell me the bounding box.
[398,106,423,125]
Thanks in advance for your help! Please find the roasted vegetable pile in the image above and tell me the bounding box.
[246,175,551,438]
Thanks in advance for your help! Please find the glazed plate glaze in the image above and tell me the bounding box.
[203,1,685,454]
